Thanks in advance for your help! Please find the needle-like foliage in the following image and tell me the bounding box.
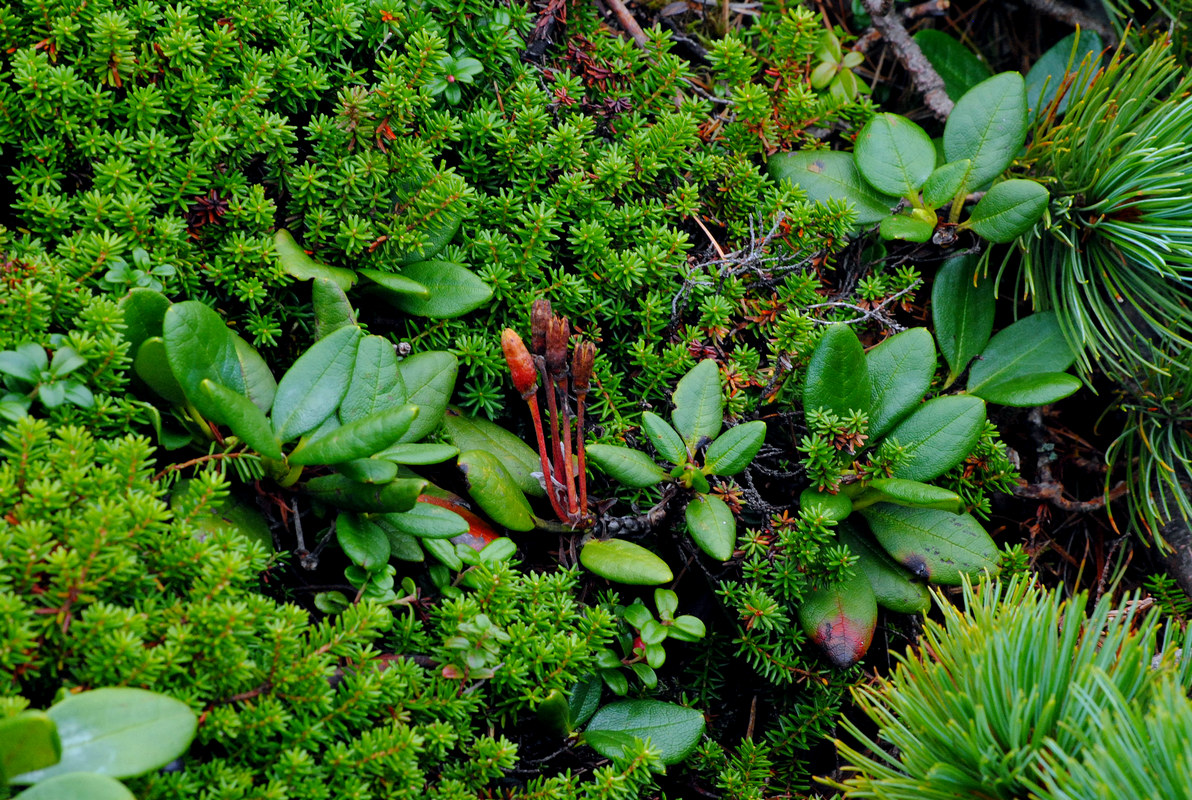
[829,577,1192,800]
[1017,40,1192,379]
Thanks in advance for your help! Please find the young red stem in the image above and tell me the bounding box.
[556,378,579,519]
[526,398,569,522]
[575,391,589,520]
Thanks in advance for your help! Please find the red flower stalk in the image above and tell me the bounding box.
[572,340,595,519]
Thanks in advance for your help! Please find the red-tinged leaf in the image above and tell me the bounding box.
[797,571,877,668]
[417,495,500,550]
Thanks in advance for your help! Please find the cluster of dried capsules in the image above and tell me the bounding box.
[501,300,596,528]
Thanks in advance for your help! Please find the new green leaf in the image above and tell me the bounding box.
[671,359,723,446]
[271,325,361,442]
[943,72,1028,191]
[804,324,871,418]
[855,113,936,197]
[887,395,986,481]
[580,539,673,585]
[586,444,668,488]
[685,494,736,561]
[703,420,765,476]
[966,179,1049,243]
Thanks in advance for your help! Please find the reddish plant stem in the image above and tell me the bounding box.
[526,398,570,521]
[556,378,579,518]
[575,393,589,519]
[542,362,566,495]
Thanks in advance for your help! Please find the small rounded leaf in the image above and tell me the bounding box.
[703,420,766,476]
[768,150,900,226]
[804,324,871,418]
[855,113,936,197]
[641,411,687,465]
[336,513,391,570]
[458,449,536,531]
[965,179,1049,243]
[799,488,854,522]
[685,494,736,561]
[584,700,705,766]
[580,539,674,585]
[671,360,724,446]
[886,395,986,482]
[586,444,668,488]
[921,159,972,208]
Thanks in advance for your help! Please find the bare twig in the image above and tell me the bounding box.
[602,0,649,48]
[861,0,954,120]
[1021,0,1116,42]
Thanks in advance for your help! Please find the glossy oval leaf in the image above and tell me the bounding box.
[855,478,963,513]
[586,444,668,488]
[967,312,1077,394]
[855,113,936,197]
[921,159,971,208]
[966,179,1049,243]
[804,324,870,418]
[584,700,705,766]
[378,261,492,318]
[373,442,459,465]
[703,420,766,476]
[580,539,673,585]
[357,268,430,299]
[837,522,930,614]
[200,380,283,460]
[943,72,1028,191]
[13,772,135,799]
[304,474,426,513]
[274,229,356,290]
[119,288,170,355]
[933,254,995,383]
[396,351,458,442]
[13,688,196,783]
[866,328,935,440]
[289,404,418,466]
[768,150,899,226]
[134,337,186,405]
[334,458,399,484]
[271,325,361,442]
[799,488,854,522]
[569,675,603,729]
[232,337,277,414]
[797,571,877,668]
[443,408,542,496]
[336,513,390,570]
[339,334,406,424]
[913,29,993,101]
[671,359,723,446]
[858,502,999,584]
[641,411,687,465]
[377,503,469,540]
[458,449,536,532]
[0,712,60,780]
[312,277,357,340]
[162,301,249,422]
[879,212,936,243]
[887,395,986,481]
[971,371,1081,407]
[685,494,736,561]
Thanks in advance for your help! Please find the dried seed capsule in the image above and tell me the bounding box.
[572,340,596,394]
[501,329,538,398]
[530,299,552,355]
[546,316,570,379]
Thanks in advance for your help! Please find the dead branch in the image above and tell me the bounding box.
[860,0,954,120]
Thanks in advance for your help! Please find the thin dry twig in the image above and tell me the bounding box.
[861,0,954,120]
[602,0,650,48]
[1021,0,1116,42]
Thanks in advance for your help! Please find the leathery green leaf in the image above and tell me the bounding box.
[887,395,986,481]
[671,359,723,446]
[852,478,963,513]
[804,324,871,418]
[357,268,430,298]
[965,179,1049,243]
[921,159,971,208]
[580,539,673,585]
[703,420,766,476]
[377,261,492,318]
[311,277,357,340]
[586,444,668,488]
[858,502,1000,584]
[373,442,459,465]
[879,212,936,243]
[339,334,406,424]
[119,288,170,356]
[641,411,687,465]
[866,328,935,440]
[855,113,936,197]
[274,229,356,290]
[584,700,705,765]
[685,494,736,561]
[768,150,899,226]
[376,504,468,539]
[334,458,399,484]
[457,449,536,532]
[933,254,995,383]
[913,29,992,101]
[289,405,418,466]
[443,408,542,496]
[304,474,426,513]
[396,351,458,442]
[837,521,930,614]
[943,72,1028,191]
[13,772,135,799]
[0,712,60,781]
[336,513,390,570]
[970,372,1081,407]
[200,380,283,460]
[12,688,196,783]
[163,301,252,422]
[797,570,877,668]
[967,312,1077,395]
[271,325,361,442]
[799,488,854,522]
[134,337,186,405]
